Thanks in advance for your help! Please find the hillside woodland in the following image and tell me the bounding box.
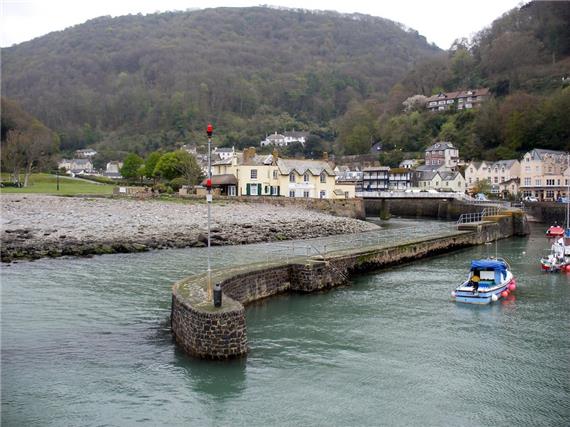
[1,6,438,161]
[349,1,570,161]
[1,2,569,166]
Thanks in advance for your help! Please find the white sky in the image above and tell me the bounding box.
[1,0,523,49]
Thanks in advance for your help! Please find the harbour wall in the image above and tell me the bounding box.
[522,202,566,224]
[364,198,501,220]
[172,212,526,360]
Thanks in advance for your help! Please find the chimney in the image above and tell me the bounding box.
[272,148,279,165]
[323,151,328,161]
[243,147,256,164]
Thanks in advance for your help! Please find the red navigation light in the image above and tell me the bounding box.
[206,123,213,137]
[206,178,212,189]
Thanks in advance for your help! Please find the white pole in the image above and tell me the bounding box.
[207,124,213,302]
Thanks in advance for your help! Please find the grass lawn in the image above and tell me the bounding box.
[1,173,115,195]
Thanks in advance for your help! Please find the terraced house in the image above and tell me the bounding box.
[520,149,570,201]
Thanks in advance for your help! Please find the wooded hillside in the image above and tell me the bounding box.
[1,7,439,156]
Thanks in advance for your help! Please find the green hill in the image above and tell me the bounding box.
[1,7,440,156]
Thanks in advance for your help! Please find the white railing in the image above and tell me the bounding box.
[356,191,469,200]
[456,206,506,227]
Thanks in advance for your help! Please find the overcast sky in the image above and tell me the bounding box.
[1,0,523,49]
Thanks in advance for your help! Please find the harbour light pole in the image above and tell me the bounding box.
[206,123,213,302]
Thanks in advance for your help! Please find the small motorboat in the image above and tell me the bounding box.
[451,258,516,304]
[546,225,564,238]
[540,231,570,272]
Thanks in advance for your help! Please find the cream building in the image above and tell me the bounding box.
[520,149,569,201]
[211,148,343,199]
[418,170,466,192]
[465,159,521,196]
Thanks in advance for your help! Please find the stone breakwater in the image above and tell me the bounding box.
[0,195,378,262]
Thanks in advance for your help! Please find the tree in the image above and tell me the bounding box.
[2,130,27,184]
[472,178,491,196]
[120,153,144,180]
[144,151,162,182]
[153,150,202,184]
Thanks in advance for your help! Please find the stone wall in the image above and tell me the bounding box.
[171,293,248,360]
[523,202,566,224]
[171,212,525,360]
[364,198,485,220]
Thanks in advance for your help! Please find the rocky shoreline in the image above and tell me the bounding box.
[1,195,378,263]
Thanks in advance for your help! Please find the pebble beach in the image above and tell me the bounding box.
[1,195,378,262]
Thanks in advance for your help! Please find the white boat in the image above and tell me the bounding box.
[452,258,516,305]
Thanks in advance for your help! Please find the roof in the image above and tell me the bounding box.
[426,142,455,152]
[491,159,519,169]
[333,189,346,196]
[470,259,508,272]
[241,154,274,166]
[284,131,309,138]
[266,133,286,141]
[202,174,238,186]
[72,159,92,166]
[426,91,460,102]
[362,166,390,172]
[527,149,568,161]
[215,147,234,153]
[456,88,490,98]
[277,158,335,176]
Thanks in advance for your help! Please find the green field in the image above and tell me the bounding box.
[1,173,115,195]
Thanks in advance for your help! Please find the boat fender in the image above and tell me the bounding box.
[451,291,456,298]
[508,283,516,292]
[491,294,499,302]
[501,291,509,298]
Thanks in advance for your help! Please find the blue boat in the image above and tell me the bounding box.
[451,259,516,305]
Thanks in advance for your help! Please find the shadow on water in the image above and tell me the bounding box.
[173,348,247,401]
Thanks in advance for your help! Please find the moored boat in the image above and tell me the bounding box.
[451,259,516,304]
[546,224,564,238]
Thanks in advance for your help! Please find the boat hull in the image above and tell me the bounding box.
[453,276,515,305]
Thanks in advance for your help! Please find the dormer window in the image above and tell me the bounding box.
[289,172,295,183]
[303,173,310,182]
[320,172,326,183]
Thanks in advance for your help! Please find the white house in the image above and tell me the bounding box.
[418,170,466,192]
[75,148,97,158]
[260,131,309,147]
[213,147,236,160]
[58,158,94,174]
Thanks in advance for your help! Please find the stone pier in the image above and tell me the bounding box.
[171,211,528,360]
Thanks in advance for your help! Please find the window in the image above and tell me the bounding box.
[250,169,257,179]
[546,190,554,199]
[494,177,498,183]
[344,191,349,199]
[270,186,279,196]
[535,179,541,186]
[546,179,555,186]
[524,177,531,186]
[320,173,326,183]
[289,172,295,183]
[303,173,309,182]
[264,185,269,194]
[289,190,295,198]
[250,184,258,196]
[525,166,530,173]
[273,170,278,179]
[319,190,326,199]
[303,191,310,198]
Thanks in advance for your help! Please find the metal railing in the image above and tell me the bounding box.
[456,206,506,227]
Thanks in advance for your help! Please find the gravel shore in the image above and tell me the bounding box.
[1,195,378,262]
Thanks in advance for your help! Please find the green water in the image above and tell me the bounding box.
[1,220,569,426]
